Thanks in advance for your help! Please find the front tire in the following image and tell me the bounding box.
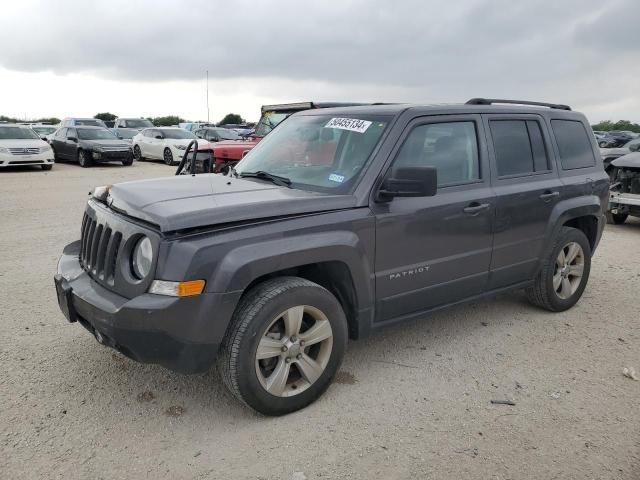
[133,145,144,161]
[526,227,591,312]
[219,277,348,416]
[163,148,174,166]
[606,212,627,225]
[77,149,92,168]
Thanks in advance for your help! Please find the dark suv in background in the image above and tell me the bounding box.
[54,98,608,415]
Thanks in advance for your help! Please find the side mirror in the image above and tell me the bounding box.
[208,136,218,142]
[377,166,437,201]
[40,135,47,140]
[154,135,164,140]
[68,137,78,142]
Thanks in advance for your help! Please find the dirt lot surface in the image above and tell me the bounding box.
[1,161,639,479]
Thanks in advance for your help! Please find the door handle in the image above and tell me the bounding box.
[463,203,490,214]
[539,191,560,201]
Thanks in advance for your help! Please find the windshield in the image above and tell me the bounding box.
[216,128,241,140]
[124,119,153,129]
[161,129,197,139]
[77,128,118,140]
[75,119,105,127]
[113,129,136,139]
[0,126,40,139]
[235,114,389,193]
[254,111,291,137]
[32,127,57,135]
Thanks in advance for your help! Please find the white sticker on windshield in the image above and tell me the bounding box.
[324,117,372,133]
[328,173,345,183]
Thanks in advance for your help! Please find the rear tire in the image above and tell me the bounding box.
[218,277,348,416]
[77,149,92,168]
[41,164,53,171]
[526,227,591,312]
[606,212,627,225]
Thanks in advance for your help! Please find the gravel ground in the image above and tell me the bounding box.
[1,161,639,480]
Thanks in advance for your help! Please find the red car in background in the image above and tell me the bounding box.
[195,102,366,173]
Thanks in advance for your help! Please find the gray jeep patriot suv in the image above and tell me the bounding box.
[54,99,608,415]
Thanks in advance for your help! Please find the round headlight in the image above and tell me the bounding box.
[132,237,153,279]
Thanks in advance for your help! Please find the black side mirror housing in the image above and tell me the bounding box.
[154,135,164,139]
[68,137,78,142]
[377,166,437,201]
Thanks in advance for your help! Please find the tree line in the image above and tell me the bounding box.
[1,112,248,127]
[591,120,640,133]
[95,112,247,127]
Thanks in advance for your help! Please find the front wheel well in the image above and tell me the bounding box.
[563,215,598,250]
[242,261,359,339]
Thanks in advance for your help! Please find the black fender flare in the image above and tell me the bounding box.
[207,230,374,314]
[541,194,602,258]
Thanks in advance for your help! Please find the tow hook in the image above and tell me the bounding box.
[94,330,106,345]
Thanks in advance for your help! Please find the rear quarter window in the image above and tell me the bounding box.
[551,120,596,170]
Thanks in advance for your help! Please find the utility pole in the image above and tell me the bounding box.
[206,70,210,123]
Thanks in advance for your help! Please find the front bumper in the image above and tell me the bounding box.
[92,149,132,162]
[169,145,188,162]
[0,151,54,167]
[54,240,241,373]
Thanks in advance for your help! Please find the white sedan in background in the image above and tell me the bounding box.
[0,124,54,170]
[132,127,199,165]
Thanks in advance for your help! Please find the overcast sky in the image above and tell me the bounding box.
[0,0,638,123]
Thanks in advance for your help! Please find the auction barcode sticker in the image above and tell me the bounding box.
[324,117,372,133]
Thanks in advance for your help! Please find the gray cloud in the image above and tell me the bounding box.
[0,0,638,120]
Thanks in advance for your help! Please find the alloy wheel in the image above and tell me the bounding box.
[255,305,333,397]
[163,148,173,165]
[553,241,584,300]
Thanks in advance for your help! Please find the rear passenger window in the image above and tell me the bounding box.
[551,120,595,170]
[490,120,549,177]
[393,121,479,186]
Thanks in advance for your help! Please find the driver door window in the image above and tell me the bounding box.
[392,121,480,186]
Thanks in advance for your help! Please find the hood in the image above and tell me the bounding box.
[81,139,130,149]
[0,138,48,149]
[211,138,260,160]
[213,138,260,150]
[600,146,629,157]
[167,137,200,146]
[611,152,640,169]
[107,174,357,232]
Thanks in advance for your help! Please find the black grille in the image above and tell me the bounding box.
[79,213,122,285]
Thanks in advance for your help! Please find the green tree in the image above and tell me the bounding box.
[591,120,614,132]
[218,113,244,126]
[35,117,61,125]
[151,115,185,127]
[94,112,117,122]
[591,120,640,133]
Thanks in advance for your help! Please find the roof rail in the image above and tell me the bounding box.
[465,98,571,111]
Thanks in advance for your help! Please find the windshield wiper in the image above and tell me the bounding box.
[238,170,292,187]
